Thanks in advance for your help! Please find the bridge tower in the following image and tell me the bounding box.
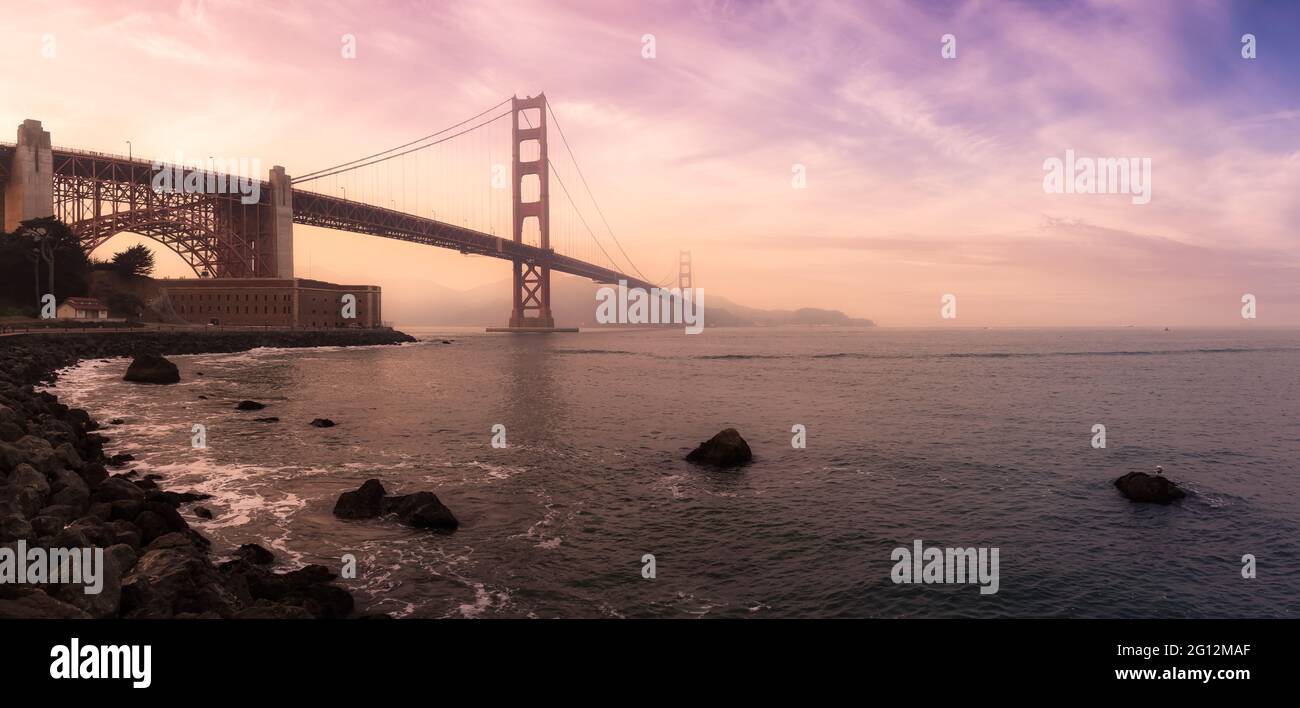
[265,165,295,278]
[508,94,555,329]
[3,120,54,232]
[678,250,693,291]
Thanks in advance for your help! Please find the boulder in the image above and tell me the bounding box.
[133,510,171,545]
[310,418,336,428]
[234,601,314,619]
[235,400,266,411]
[382,491,459,530]
[685,428,753,467]
[36,504,83,525]
[106,453,134,467]
[107,499,144,521]
[49,467,90,511]
[67,516,116,547]
[217,560,352,619]
[140,501,190,535]
[0,513,33,543]
[10,462,50,496]
[333,479,387,519]
[123,354,181,384]
[7,436,60,475]
[120,548,239,619]
[77,462,108,488]
[0,589,92,619]
[93,476,146,504]
[334,479,458,531]
[145,532,202,554]
[1114,471,1186,504]
[146,489,212,507]
[28,514,65,538]
[234,543,275,565]
[110,520,142,550]
[0,422,24,443]
[56,543,137,619]
[2,463,49,516]
[48,526,92,550]
[54,442,83,470]
[193,506,214,520]
[291,582,355,619]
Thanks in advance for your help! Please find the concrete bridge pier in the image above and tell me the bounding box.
[266,165,294,278]
[228,164,294,278]
[3,119,54,232]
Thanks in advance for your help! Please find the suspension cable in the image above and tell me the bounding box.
[293,98,511,183]
[546,102,652,282]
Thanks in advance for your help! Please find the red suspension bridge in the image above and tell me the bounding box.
[0,94,683,330]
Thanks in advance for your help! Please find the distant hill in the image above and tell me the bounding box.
[390,274,874,328]
[702,295,876,327]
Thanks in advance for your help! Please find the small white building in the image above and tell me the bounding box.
[57,297,109,320]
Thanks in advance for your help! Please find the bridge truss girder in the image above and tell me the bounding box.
[50,150,268,278]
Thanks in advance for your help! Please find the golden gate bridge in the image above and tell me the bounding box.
[0,94,685,331]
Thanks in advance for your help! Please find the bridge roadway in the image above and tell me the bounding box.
[0,143,657,292]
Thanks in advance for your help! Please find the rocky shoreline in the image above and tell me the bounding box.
[0,328,415,619]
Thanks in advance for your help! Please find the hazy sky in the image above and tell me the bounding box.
[2,0,1298,326]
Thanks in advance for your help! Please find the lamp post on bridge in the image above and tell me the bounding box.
[126,141,134,211]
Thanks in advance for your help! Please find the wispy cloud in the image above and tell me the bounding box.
[1,0,1296,325]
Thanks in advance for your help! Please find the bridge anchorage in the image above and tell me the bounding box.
[1,93,671,332]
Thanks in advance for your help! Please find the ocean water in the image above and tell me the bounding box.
[47,327,1300,618]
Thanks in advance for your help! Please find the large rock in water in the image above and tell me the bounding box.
[686,428,753,467]
[382,492,459,530]
[1114,471,1186,503]
[333,479,458,530]
[123,354,180,384]
[234,543,275,565]
[332,479,387,519]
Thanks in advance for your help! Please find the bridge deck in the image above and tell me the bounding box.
[291,189,655,290]
[30,145,653,289]
[4,144,656,289]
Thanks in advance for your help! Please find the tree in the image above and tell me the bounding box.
[105,292,146,322]
[111,244,155,277]
[0,217,91,313]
